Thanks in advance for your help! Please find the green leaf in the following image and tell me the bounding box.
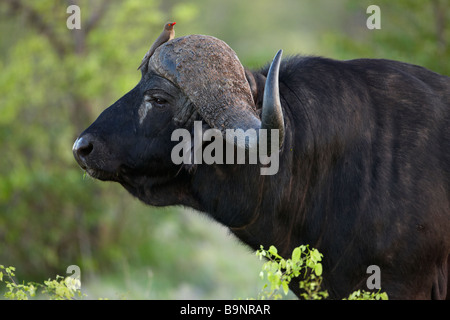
[291,247,301,263]
[282,281,289,295]
[314,263,323,276]
[311,249,322,262]
[268,245,278,256]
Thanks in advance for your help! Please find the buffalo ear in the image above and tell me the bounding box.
[244,69,267,109]
[244,68,258,105]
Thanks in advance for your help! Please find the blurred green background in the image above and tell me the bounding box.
[0,0,448,299]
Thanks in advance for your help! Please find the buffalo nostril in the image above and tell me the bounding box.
[73,136,94,160]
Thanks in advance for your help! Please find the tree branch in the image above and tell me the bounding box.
[85,0,112,35]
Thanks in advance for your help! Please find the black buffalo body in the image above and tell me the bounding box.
[73,35,450,299]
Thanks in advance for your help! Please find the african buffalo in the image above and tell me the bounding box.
[73,34,450,299]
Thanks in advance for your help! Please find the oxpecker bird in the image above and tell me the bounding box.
[138,22,176,70]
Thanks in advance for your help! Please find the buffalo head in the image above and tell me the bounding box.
[73,35,284,206]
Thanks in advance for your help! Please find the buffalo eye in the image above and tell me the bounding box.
[143,95,167,109]
[153,97,167,108]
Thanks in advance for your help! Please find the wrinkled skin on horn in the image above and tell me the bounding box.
[146,35,284,150]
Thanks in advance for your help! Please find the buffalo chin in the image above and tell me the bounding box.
[117,169,201,209]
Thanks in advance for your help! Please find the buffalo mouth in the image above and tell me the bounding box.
[80,162,175,186]
[73,141,178,189]
[73,149,122,182]
[82,167,120,182]
[73,135,141,183]
[73,157,122,181]
[79,159,181,199]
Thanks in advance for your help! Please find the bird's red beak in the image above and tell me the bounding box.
[172,22,176,26]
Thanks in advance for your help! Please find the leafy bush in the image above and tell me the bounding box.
[1,245,388,300]
[255,245,388,300]
[256,245,328,300]
[0,265,83,300]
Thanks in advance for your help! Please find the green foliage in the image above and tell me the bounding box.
[255,245,388,300]
[256,245,328,300]
[41,276,84,300]
[0,265,83,300]
[345,289,388,300]
[0,266,35,300]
